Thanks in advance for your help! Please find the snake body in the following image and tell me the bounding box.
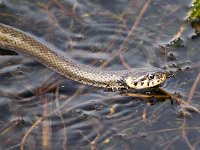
[0,23,166,89]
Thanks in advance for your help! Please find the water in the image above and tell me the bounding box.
[0,0,200,150]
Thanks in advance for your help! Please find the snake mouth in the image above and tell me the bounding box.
[126,73,167,89]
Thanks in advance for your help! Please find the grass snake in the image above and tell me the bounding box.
[0,23,167,90]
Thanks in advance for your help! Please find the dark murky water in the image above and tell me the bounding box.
[0,0,200,150]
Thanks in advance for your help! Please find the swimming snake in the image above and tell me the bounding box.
[0,23,166,90]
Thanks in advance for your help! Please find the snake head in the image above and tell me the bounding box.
[125,71,167,89]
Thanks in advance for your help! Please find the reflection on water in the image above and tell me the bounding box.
[0,0,200,150]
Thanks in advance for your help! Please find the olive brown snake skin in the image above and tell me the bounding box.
[0,23,167,90]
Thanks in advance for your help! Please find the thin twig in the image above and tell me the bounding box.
[124,0,152,43]
[187,72,200,102]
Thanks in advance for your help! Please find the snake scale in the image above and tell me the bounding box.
[0,23,166,90]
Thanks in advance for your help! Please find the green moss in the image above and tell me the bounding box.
[189,0,200,19]
[188,0,200,34]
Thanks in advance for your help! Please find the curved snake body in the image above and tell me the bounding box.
[0,23,166,89]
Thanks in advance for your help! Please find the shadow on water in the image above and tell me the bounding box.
[0,0,200,150]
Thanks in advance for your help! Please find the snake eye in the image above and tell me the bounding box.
[148,74,154,80]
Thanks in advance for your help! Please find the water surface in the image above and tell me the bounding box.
[0,0,200,150]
